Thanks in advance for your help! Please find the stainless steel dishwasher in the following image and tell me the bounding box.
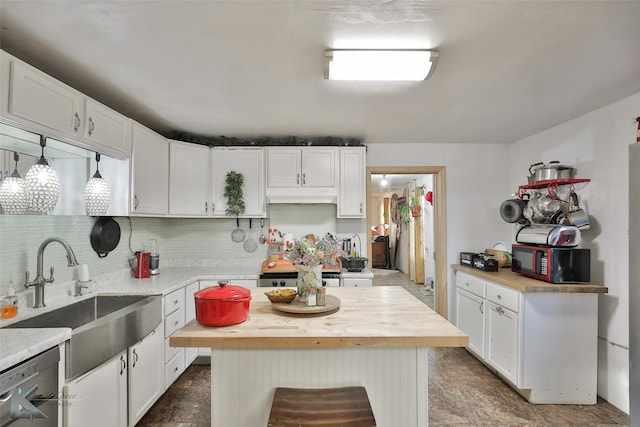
[0,346,59,427]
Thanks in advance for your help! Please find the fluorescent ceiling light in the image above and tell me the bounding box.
[324,49,439,81]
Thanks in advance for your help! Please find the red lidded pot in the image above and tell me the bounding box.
[194,282,251,327]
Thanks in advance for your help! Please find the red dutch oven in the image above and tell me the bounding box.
[194,283,252,327]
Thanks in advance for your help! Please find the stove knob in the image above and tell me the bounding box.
[279,280,286,287]
[271,280,278,287]
[322,280,327,287]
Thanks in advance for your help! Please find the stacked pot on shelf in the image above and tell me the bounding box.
[500,161,590,231]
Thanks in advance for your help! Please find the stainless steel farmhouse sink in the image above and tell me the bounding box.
[7,295,161,379]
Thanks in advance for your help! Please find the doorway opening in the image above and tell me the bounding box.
[366,166,448,319]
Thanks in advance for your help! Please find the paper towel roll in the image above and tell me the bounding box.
[78,264,90,282]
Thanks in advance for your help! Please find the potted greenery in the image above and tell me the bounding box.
[224,171,245,216]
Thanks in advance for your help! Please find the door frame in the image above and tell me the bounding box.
[367,166,448,319]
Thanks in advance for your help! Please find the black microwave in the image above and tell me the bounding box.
[511,244,591,283]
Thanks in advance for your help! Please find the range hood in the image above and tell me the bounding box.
[265,187,337,204]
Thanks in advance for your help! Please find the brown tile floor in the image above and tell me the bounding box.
[138,270,629,427]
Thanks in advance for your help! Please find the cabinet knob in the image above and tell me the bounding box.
[73,112,81,132]
[297,173,300,185]
[88,117,95,136]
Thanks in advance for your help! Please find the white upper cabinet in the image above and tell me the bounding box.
[131,123,169,216]
[211,147,265,217]
[1,50,132,158]
[337,147,366,218]
[169,140,210,216]
[83,98,132,157]
[168,144,265,218]
[7,58,84,138]
[266,147,336,188]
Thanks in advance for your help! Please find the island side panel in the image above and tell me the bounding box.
[211,347,428,427]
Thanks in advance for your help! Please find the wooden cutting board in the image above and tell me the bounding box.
[261,258,342,274]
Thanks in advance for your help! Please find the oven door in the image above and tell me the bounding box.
[0,347,59,427]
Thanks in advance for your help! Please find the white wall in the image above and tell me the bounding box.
[509,91,640,413]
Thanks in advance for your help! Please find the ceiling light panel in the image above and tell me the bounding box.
[324,49,438,81]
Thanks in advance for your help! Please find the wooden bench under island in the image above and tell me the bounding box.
[170,286,468,427]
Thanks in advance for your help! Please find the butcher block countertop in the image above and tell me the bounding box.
[170,286,468,349]
[452,264,608,293]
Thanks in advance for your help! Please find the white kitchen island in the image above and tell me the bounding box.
[170,286,467,427]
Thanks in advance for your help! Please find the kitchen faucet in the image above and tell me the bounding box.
[25,237,79,308]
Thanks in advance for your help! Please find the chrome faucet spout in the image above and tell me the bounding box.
[27,237,80,308]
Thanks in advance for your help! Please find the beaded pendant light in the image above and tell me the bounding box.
[0,152,27,214]
[24,136,60,214]
[84,152,110,215]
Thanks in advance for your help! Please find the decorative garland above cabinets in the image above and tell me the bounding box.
[168,132,365,148]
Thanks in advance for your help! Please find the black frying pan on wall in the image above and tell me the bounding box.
[90,217,121,257]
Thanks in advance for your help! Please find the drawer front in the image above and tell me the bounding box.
[164,351,185,388]
[486,282,519,312]
[164,336,181,361]
[456,271,485,298]
[164,305,185,337]
[164,288,185,316]
[342,278,372,287]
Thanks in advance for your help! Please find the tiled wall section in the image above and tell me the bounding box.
[0,215,270,296]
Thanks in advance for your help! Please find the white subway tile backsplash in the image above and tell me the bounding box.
[0,215,271,299]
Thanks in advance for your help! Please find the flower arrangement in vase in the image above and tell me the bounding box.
[285,233,341,302]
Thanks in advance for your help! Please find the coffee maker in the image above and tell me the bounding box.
[149,239,160,275]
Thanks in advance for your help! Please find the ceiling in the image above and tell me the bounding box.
[1,1,639,145]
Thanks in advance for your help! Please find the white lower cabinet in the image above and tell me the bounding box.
[64,326,163,427]
[64,351,127,427]
[128,327,164,427]
[163,282,199,389]
[485,300,518,384]
[454,268,599,404]
[455,287,485,358]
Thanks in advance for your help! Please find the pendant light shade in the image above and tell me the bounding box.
[0,152,27,214]
[84,152,110,215]
[25,136,60,214]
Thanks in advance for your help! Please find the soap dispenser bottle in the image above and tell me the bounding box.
[1,283,18,319]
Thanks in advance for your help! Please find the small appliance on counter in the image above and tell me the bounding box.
[132,251,150,278]
[471,253,499,272]
[459,252,476,267]
[511,244,590,283]
[458,252,499,271]
[149,239,160,275]
[515,224,581,247]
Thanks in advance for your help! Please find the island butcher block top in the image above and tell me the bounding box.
[170,286,468,349]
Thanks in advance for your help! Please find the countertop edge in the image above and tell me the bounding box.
[0,328,71,371]
[452,264,608,293]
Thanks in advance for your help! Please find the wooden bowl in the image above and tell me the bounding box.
[265,289,297,304]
